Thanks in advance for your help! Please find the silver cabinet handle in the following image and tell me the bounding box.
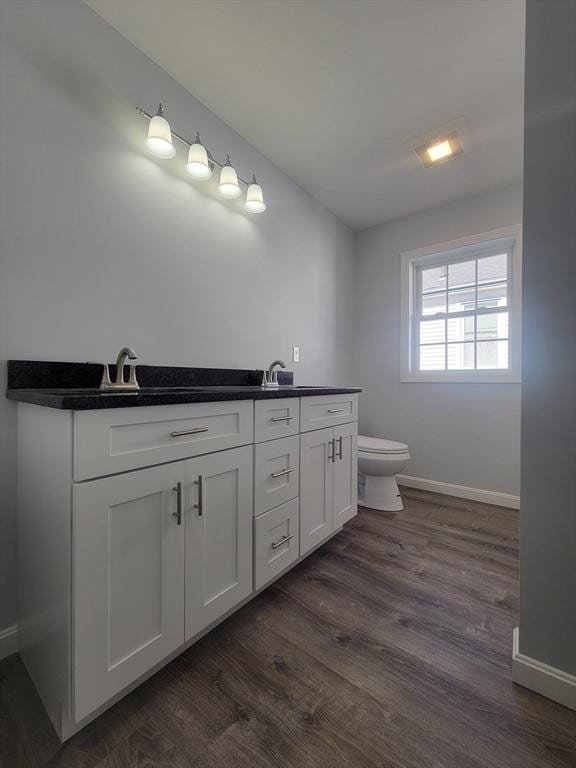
[270,416,293,422]
[193,475,203,516]
[172,482,182,525]
[171,427,209,437]
[336,436,343,460]
[328,439,335,462]
[271,468,293,478]
[271,534,293,550]
[328,408,345,414]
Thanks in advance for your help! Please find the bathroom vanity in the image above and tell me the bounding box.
[7,362,360,741]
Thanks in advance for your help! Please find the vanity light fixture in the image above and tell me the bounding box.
[218,155,242,199]
[146,104,176,159]
[137,104,267,213]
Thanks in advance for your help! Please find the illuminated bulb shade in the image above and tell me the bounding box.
[218,156,242,199]
[146,104,176,159]
[186,133,212,180]
[244,176,266,213]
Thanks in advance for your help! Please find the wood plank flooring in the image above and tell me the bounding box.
[2,487,575,768]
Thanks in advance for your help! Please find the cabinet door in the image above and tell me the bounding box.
[185,445,253,640]
[300,428,333,556]
[333,422,358,528]
[73,462,185,722]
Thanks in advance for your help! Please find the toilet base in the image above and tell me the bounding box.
[362,474,404,512]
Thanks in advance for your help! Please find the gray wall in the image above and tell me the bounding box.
[354,183,522,496]
[0,0,355,633]
[518,0,576,674]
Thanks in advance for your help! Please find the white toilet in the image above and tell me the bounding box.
[357,435,410,512]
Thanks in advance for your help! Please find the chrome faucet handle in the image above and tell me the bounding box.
[127,364,139,388]
[99,363,112,389]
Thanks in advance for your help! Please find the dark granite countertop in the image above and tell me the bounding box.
[6,361,361,410]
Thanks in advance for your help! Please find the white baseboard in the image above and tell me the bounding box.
[0,624,18,660]
[397,474,520,509]
[512,628,576,710]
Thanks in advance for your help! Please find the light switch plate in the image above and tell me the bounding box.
[292,346,300,363]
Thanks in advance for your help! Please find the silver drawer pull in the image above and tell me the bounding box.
[271,534,293,550]
[271,468,293,478]
[270,416,294,422]
[327,408,345,414]
[170,427,209,437]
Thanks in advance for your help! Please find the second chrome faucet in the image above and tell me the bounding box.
[262,359,286,388]
[100,347,139,391]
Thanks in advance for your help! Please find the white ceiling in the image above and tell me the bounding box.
[86,0,525,230]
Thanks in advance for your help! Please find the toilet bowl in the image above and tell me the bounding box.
[358,435,410,512]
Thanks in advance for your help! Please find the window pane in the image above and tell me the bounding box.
[478,253,507,284]
[419,319,445,345]
[448,286,476,312]
[447,315,475,342]
[477,281,507,309]
[419,345,446,370]
[447,343,475,370]
[477,311,508,340]
[477,340,509,369]
[421,266,447,293]
[422,291,447,316]
[448,260,475,290]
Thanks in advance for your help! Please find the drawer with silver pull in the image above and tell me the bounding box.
[254,498,299,590]
[254,434,299,516]
[254,398,300,442]
[74,401,254,480]
[300,394,358,432]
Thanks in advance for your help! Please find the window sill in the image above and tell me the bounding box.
[401,371,521,384]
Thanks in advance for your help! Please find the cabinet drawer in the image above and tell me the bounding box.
[254,499,299,590]
[254,398,300,442]
[300,394,358,433]
[254,435,299,516]
[74,401,254,480]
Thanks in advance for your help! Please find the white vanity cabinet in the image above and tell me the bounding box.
[16,390,357,741]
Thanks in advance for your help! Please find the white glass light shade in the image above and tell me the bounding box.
[244,180,266,213]
[146,114,176,159]
[186,142,212,180]
[218,162,241,199]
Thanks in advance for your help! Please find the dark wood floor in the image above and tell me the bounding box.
[2,488,575,768]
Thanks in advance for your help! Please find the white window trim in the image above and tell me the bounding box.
[400,226,522,383]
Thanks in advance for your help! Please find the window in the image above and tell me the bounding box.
[401,227,521,382]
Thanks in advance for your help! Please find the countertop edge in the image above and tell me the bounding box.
[6,386,362,411]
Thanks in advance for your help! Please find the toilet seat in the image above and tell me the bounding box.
[358,435,409,455]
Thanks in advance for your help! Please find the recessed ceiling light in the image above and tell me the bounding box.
[427,140,453,162]
[415,130,464,168]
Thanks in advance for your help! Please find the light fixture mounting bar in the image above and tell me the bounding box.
[136,107,250,186]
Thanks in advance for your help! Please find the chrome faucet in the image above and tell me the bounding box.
[99,347,140,391]
[262,359,286,388]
